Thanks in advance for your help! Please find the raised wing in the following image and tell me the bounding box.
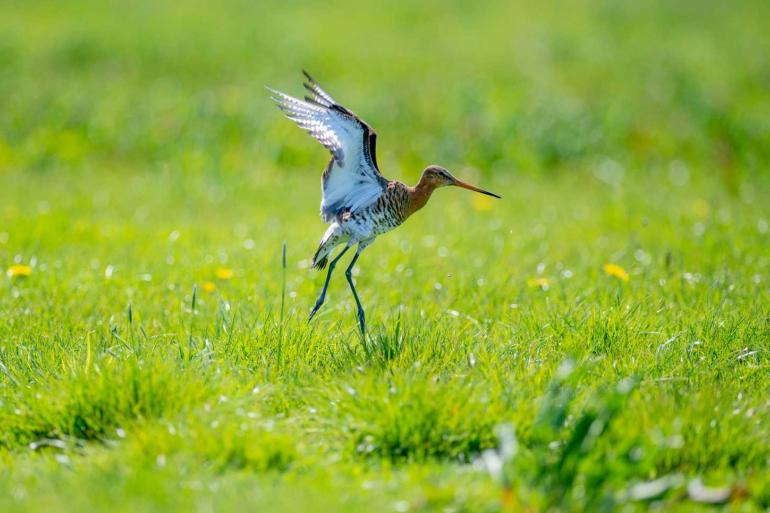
[269,72,387,222]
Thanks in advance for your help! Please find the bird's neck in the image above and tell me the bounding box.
[404,179,437,218]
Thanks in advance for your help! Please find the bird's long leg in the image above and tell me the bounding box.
[344,243,369,334]
[308,244,351,322]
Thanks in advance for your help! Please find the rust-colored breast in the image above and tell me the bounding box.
[341,180,436,238]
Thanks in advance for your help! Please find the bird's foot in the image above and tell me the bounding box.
[308,300,324,322]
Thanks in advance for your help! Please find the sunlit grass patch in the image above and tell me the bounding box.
[126,401,300,473]
[0,358,213,449]
[330,373,506,462]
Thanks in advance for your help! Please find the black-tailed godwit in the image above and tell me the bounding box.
[269,72,500,333]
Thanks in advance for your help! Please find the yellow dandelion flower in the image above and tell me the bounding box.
[527,277,551,290]
[202,281,216,293]
[6,264,32,278]
[214,267,234,280]
[472,194,494,211]
[603,263,629,282]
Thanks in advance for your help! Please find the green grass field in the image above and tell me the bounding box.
[1,0,769,511]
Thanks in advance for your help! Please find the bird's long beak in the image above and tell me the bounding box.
[453,179,501,199]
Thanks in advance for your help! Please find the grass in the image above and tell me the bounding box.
[1,0,769,511]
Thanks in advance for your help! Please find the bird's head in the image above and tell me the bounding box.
[420,165,501,198]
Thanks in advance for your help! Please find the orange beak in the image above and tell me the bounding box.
[452,179,501,199]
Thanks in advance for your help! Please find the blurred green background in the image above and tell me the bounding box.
[2,0,769,182]
[1,1,769,512]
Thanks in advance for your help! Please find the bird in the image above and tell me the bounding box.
[268,71,500,334]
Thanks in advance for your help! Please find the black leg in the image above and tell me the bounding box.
[308,245,350,322]
[344,248,366,334]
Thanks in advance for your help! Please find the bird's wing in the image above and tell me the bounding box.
[269,72,387,222]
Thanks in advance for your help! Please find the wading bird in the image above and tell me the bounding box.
[269,72,500,334]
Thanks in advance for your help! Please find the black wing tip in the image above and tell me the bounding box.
[302,70,319,91]
[302,70,331,106]
[303,82,323,102]
[268,72,320,97]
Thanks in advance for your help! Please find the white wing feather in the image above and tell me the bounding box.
[269,79,386,223]
[268,89,347,163]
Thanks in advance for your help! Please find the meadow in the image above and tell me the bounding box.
[1,0,769,511]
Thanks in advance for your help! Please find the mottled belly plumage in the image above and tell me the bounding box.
[341,184,409,240]
[311,181,421,270]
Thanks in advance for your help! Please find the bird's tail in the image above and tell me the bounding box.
[312,225,341,270]
[312,245,329,270]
